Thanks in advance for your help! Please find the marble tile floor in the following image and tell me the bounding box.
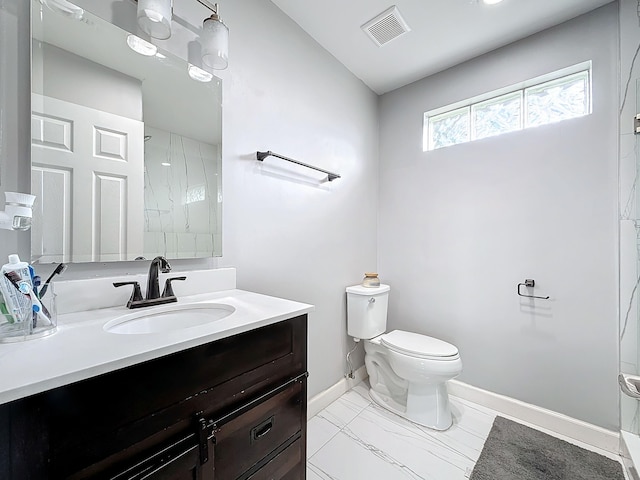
[306,381,629,480]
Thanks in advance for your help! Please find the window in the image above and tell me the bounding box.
[423,66,591,151]
[429,107,469,150]
[472,92,522,140]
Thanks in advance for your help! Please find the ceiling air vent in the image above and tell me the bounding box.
[361,6,411,47]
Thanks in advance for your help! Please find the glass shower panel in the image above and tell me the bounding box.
[620,79,640,436]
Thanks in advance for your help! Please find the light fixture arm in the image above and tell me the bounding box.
[195,0,219,15]
[134,0,220,16]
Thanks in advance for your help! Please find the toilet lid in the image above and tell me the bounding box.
[381,330,459,358]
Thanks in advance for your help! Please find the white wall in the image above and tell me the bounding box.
[0,0,378,398]
[378,5,619,430]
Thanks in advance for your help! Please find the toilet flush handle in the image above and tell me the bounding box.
[369,297,375,304]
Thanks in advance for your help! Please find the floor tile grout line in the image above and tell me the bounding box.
[308,431,341,464]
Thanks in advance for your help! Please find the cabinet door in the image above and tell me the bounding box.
[108,434,214,480]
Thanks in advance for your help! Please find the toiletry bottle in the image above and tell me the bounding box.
[362,272,380,288]
[0,254,33,323]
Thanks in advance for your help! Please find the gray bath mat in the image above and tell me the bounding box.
[470,416,625,480]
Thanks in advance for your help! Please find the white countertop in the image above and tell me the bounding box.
[0,289,313,405]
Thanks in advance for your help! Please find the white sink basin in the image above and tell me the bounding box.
[103,302,236,334]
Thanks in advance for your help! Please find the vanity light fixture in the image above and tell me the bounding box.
[137,0,173,40]
[482,0,504,4]
[126,34,158,56]
[188,64,214,82]
[132,0,229,70]
[200,2,229,70]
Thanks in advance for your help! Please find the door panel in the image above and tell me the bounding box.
[31,165,71,262]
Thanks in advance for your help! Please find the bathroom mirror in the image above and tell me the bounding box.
[30,0,222,263]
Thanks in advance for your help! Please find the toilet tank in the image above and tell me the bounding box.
[346,284,390,340]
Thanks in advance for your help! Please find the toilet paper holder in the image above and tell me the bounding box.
[517,279,550,300]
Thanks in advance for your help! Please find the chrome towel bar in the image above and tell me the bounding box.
[256,150,341,182]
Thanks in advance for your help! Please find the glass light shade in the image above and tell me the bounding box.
[137,0,172,40]
[201,17,229,70]
[126,35,158,56]
[42,0,84,20]
[483,0,503,4]
[188,64,213,83]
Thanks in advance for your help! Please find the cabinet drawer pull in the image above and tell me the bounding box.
[251,416,275,444]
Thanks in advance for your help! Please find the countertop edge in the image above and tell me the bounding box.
[0,290,313,406]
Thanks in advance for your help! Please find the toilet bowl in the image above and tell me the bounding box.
[365,330,461,430]
[346,284,462,430]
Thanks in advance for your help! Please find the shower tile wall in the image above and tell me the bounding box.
[620,0,640,436]
[143,126,222,258]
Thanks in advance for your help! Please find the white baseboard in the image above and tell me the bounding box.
[306,373,620,455]
[448,379,620,454]
[308,366,368,418]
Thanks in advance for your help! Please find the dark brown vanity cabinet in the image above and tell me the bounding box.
[0,314,308,479]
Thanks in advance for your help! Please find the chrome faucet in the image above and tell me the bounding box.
[113,256,187,309]
[146,256,171,300]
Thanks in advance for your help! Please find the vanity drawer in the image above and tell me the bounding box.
[212,376,305,479]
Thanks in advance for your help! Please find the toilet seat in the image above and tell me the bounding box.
[381,330,459,360]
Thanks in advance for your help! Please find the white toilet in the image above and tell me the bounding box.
[346,284,462,430]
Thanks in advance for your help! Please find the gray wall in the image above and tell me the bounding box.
[0,0,378,398]
[378,4,619,430]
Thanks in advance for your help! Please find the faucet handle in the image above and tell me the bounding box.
[162,276,186,298]
[113,281,144,308]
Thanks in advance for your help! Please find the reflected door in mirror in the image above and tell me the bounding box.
[31,94,144,263]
